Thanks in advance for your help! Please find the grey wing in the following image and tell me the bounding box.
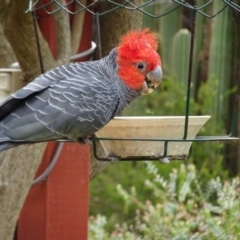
[0,68,64,121]
[0,63,119,143]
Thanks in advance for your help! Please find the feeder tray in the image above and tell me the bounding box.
[95,116,210,160]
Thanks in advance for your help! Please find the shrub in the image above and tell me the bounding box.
[89,163,240,239]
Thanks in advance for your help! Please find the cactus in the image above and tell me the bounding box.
[171,29,191,85]
[158,2,182,74]
[208,1,232,121]
[142,1,158,30]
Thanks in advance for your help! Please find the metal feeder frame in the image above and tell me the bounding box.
[28,0,240,163]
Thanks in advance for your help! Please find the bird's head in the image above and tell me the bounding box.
[117,29,162,95]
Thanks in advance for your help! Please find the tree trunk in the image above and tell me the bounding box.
[0,1,56,81]
[0,24,16,68]
[96,0,143,58]
[0,144,47,240]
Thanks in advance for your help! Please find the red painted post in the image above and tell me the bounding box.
[17,2,92,239]
[36,6,57,57]
[18,143,90,240]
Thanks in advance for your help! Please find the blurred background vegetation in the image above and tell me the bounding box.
[90,1,240,238]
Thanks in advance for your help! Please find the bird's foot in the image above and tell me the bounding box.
[77,136,92,145]
[155,153,170,163]
[106,153,120,163]
[160,157,170,164]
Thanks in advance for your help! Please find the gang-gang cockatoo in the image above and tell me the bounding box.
[0,29,162,152]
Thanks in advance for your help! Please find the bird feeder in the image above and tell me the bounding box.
[95,116,210,161]
[25,0,240,163]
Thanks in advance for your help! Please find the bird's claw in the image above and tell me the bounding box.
[106,153,120,162]
[160,157,170,164]
[155,153,170,163]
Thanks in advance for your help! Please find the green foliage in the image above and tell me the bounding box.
[158,1,182,71]
[191,78,229,182]
[90,161,174,230]
[89,164,240,240]
[208,1,232,121]
[123,76,200,116]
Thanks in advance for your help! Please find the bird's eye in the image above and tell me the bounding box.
[137,63,144,70]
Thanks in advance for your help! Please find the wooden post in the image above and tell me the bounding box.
[17,3,92,239]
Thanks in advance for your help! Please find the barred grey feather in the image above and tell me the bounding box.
[0,49,142,152]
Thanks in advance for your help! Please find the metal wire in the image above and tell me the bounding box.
[32,142,64,186]
[95,12,102,59]
[91,135,239,161]
[10,41,97,68]
[32,11,44,73]
[26,0,240,17]
[70,41,97,61]
[183,10,196,139]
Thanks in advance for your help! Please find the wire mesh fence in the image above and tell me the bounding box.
[27,0,240,17]
[26,0,240,161]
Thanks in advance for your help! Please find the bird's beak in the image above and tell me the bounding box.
[141,65,163,95]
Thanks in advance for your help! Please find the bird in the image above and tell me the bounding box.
[0,29,162,152]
